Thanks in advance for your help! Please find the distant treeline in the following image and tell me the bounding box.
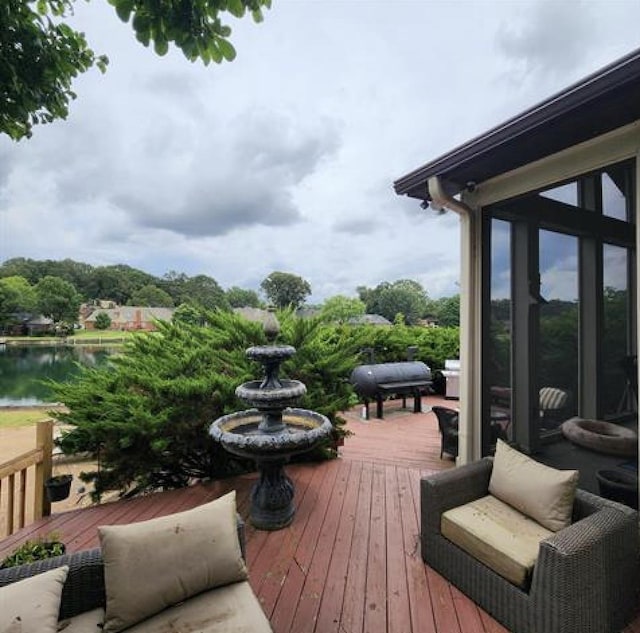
[0,257,259,311]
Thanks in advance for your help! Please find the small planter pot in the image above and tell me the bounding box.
[45,474,73,503]
[596,469,638,509]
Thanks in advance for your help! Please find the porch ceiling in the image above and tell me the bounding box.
[394,47,640,201]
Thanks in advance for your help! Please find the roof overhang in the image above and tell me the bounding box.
[394,47,640,201]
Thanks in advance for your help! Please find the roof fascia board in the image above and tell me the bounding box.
[470,120,640,208]
[394,48,640,196]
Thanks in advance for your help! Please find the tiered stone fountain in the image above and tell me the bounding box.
[210,312,332,530]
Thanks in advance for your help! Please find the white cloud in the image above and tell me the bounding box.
[1,0,639,301]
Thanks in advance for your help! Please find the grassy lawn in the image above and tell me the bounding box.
[72,330,133,340]
[0,408,54,429]
[3,330,133,345]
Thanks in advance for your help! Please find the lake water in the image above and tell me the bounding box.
[0,345,115,406]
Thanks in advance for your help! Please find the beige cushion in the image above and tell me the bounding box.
[489,439,578,531]
[99,491,247,633]
[0,566,68,633]
[125,581,273,633]
[442,495,552,588]
[57,608,104,632]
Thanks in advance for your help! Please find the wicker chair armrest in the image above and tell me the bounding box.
[531,498,639,630]
[540,499,638,565]
[421,457,493,534]
[0,548,105,620]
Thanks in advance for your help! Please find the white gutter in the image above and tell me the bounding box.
[428,176,481,465]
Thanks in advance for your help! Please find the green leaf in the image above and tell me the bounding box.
[227,0,245,18]
[208,40,223,63]
[154,38,169,56]
[114,0,134,23]
[217,38,236,62]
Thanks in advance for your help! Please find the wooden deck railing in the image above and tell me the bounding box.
[0,420,53,538]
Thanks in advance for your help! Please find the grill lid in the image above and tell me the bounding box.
[350,362,431,397]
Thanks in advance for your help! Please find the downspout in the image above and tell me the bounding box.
[428,176,481,465]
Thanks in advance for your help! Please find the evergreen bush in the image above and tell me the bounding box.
[51,310,369,500]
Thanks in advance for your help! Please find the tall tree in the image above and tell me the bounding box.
[260,271,311,309]
[129,284,175,307]
[320,295,365,323]
[0,276,37,328]
[358,279,428,325]
[183,275,229,311]
[161,273,229,311]
[426,294,460,327]
[35,275,81,324]
[226,286,261,308]
[1,0,271,140]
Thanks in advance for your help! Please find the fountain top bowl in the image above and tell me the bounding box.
[246,345,296,362]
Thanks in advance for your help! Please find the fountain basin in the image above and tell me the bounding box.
[210,408,332,461]
[235,380,306,408]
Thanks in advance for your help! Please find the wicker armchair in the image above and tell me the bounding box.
[421,458,639,633]
[432,406,459,459]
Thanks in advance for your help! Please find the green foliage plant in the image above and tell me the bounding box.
[2,0,271,140]
[0,0,108,140]
[36,275,81,325]
[260,271,311,309]
[319,295,365,324]
[1,534,65,568]
[94,311,112,329]
[51,309,367,500]
[350,321,459,370]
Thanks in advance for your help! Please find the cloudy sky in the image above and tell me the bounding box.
[1,0,639,303]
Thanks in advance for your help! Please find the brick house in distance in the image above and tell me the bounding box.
[84,306,174,331]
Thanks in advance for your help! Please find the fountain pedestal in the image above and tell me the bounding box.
[210,339,332,531]
[251,458,295,530]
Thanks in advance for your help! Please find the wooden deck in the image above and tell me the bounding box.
[1,397,639,633]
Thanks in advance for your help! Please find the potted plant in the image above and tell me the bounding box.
[45,473,73,502]
[0,534,66,569]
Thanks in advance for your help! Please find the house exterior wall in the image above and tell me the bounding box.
[456,121,640,463]
[84,307,174,331]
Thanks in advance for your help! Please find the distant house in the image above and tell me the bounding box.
[84,307,174,331]
[26,315,55,335]
[417,316,439,328]
[348,314,392,326]
[233,307,274,327]
[3,313,54,336]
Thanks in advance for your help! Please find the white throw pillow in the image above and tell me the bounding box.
[0,565,68,633]
[489,440,578,531]
[99,490,247,633]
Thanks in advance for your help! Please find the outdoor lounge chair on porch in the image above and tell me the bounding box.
[420,446,639,633]
[432,405,459,459]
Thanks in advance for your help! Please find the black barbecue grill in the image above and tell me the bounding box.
[350,361,432,419]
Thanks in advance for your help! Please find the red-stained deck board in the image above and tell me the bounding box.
[363,463,388,633]
[339,458,373,633]
[397,466,438,633]
[385,465,412,633]
[257,463,332,618]
[407,466,462,633]
[313,459,363,633]
[2,398,638,633]
[288,459,351,633]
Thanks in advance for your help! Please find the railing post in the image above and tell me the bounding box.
[34,420,53,519]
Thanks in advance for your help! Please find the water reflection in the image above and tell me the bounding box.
[0,345,115,406]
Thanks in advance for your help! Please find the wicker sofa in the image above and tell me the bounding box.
[0,494,273,633]
[421,457,639,633]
